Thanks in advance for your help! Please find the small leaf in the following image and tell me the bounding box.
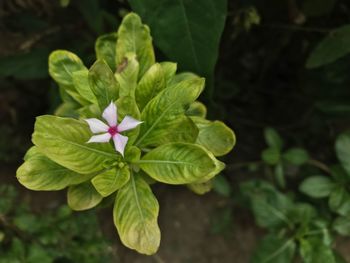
[95,33,117,71]
[138,143,224,184]
[306,25,350,68]
[212,175,231,197]
[67,182,103,211]
[299,176,334,198]
[186,101,207,118]
[17,147,89,191]
[114,174,160,255]
[32,115,117,174]
[264,127,283,150]
[116,13,155,77]
[116,53,139,98]
[333,216,350,236]
[187,180,213,195]
[329,186,350,216]
[283,148,309,165]
[274,163,285,189]
[92,167,130,197]
[89,60,119,110]
[262,147,280,165]
[335,132,350,176]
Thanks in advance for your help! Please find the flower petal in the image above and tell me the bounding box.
[87,133,111,143]
[102,102,117,127]
[85,118,109,133]
[113,134,128,156]
[117,116,143,132]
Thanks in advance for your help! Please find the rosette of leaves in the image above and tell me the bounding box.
[16,13,235,255]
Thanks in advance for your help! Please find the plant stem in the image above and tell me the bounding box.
[307,159,332,174]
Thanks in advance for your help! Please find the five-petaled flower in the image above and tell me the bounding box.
[85,102,142,156]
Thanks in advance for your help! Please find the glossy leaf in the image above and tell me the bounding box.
[116,13,155,77]
[95,33,117,71]
[115,53,139,98]
[72,70,97,104]
[92,166,130,197]
[159,61,177,84]
[67,182,103,211]
[32,115,117,174]
[138,143,223,184]
[113,174,160,255]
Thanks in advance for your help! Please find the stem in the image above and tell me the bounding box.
[307,159,332,174]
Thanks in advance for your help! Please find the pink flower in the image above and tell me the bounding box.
[85,102,142,156]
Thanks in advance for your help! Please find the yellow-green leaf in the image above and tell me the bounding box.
[67,182,103,211]
[95,33,117,71]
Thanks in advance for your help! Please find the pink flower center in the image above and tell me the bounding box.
[108,126,119,136]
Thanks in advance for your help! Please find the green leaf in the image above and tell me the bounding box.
[264,127,283,150]
[116,13,155,78]
[300,238,336,263]
[187,180,213,195]
[192,117,235,156]
[113,174,160,255]
[186,101,207,118]
[72,70,97,104]
[212,175,231,197]
[329,186,350,216]
[136,77,204,147]
[92,167,130,197]
[89,60,119,110]
[17,147,89,191]
[252,235,296,263]
[135,63,166,110]
[274,163,285,189]
[333,216,350,236]
[307,25,350,68]
[335,132,350,176]
[159,61,177,84]
[262,147,280,165]
[95,33,117,71]
[288,203,316,225]
[115,53,139,98]
[299,176,334,198]
[128,0,227,84]
[283,148,309,165]
[138,143,224,184]
[27,245,52,263]
[54,102,79,118]
[67,182,103,211]
[32,115,117,174]
[49,50,86,86]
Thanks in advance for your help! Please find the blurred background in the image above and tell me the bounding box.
[1,0,350,262]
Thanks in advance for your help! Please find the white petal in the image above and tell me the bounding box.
[117,116,143,132]
[113,134,128,156]
[87,133,111,143]
[85,118,109,133]
[102,102,117,127]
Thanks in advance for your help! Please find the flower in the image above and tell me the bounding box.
[85,102,142,156]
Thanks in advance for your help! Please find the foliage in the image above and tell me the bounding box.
[0,185,113,263]
[16,13,235,255]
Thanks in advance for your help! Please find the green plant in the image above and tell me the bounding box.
[16,13,235,255]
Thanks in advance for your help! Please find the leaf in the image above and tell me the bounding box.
[187,180,213,195]
[17,147,89,191]
[300,238,336,263]
[262,147,280,165]
[212,175,231,197]
[306,25,350,68]
[252,235,296,263]
[333,216,350,236]
[186,101,207,118]
[128,0,227,84]
[136,77,204,147]
[135,63,166,110]
[116,13,155,78]
[138,143,224,184]
[115,53,139,98]
[92,166,130,197]
[95,33,117,71]
[89,60,119,110]
[329,186,350,216]
[283,148,309,165]
[192,117,235,156]
[299,176,335,198]
[335,132,350,176]
[32,115,117,174]
[49,50,86,86]
[264,127,283,150]
[72,70,97,104]
[67,182,103,211]
[288,203,316,225]
[159,61,177,84]
[113,174,160,255]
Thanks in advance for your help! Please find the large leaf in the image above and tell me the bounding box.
[32,115,117,174]
[113,174,160,255]
[17,147,89,191]
[306,25,350,68]
[115,53,139,98]
[95,33,118,71]
[116,13,155,78]
[300,238,336,263]
[91,166,130,197]
[72,70,97,104]
[192,117,235,156]
[128,0,227,84]
[89,60,119,110]
[136,77,204,147]
[67,182,103,211]
[335,132,350,176]
[138,143,223,184]
[135,63,166,110]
